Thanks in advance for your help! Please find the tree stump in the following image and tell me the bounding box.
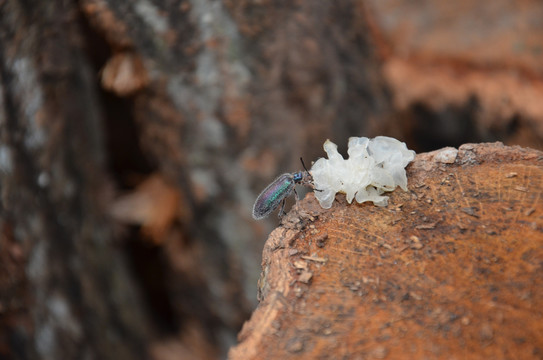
[229,143,543,359]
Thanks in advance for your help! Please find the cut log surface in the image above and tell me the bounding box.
[229,143,543,360]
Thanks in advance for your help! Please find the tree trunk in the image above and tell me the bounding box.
[0,1,149,359]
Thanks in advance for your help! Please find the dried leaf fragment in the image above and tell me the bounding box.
[101,52,149,96]
[109,174,180,244]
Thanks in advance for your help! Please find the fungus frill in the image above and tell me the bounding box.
[310,137,416,209]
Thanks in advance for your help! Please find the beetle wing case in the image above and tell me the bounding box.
[252,173,295,219]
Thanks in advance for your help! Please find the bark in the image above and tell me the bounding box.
[364,0,543,150]
[230,143,543,359]
[0,1,148,359]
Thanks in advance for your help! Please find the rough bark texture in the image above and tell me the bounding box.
[230,143,543,359]
[0,1,149,359]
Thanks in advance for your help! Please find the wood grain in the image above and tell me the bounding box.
[230,143,543,360]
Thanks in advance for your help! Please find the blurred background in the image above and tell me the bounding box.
[0,0,542,359]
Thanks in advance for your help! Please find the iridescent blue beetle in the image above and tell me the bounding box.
[252,159,315,220]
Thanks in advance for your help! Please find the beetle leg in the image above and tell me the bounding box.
[293,188,299,201]
[278,198,287,218]
[309,183,323,192]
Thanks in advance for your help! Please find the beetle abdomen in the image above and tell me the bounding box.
[252,174,295,219]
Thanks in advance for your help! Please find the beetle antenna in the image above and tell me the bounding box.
[300,157,310,174]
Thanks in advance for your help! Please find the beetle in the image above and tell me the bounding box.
[252,158,315,220]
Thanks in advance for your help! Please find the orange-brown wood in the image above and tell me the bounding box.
[230,143,543,359]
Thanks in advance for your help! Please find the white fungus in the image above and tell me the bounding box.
[310,136,416,209]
